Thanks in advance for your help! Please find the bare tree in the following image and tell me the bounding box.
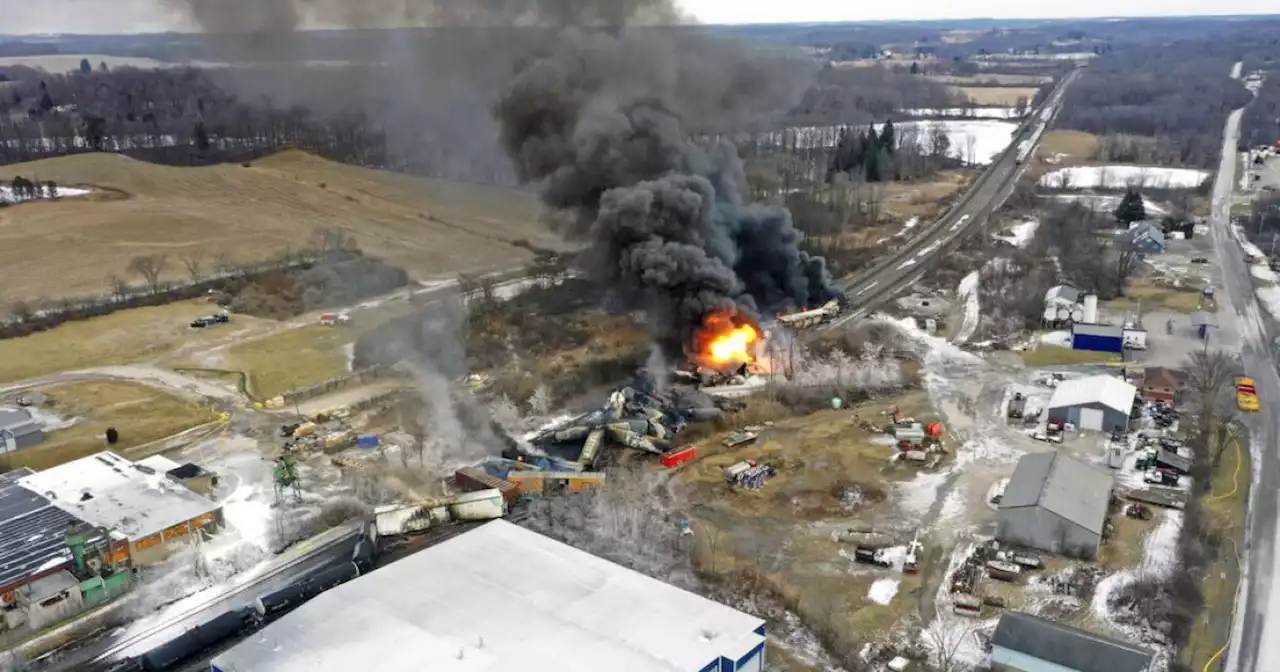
[107,274,129,301]
[922,616,978,672]
[964,134,978,166]
[128,254,168,294]
[213,250,235,276]
[1112,238,1141,296]
[179,251,204,282]
[396,397,427,469]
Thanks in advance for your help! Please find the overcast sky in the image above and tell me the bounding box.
[0,0,1276,35]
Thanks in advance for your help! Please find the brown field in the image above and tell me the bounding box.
[0,151,564,302]
[0,55,169,72]
[1036,130,1101,160]
[926,73,1053,86]
[4,380,216,471]
[880,169,972,219]
[217,325,357,399]
[0,301,280,384]
[1020,346,1121,366]
[951,86,1041,106]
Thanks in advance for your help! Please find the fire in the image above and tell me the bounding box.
[694,310,762,367]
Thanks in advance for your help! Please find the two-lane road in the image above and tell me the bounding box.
[1215,103,1280,672]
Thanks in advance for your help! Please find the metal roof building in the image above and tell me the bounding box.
[211,520,768,672]
[997,452,1114,560]
[991,611,1155,672]
[17,451,223,565]
[0,469,93,597]
[1047,375,1137,434]
[0,407,44,453]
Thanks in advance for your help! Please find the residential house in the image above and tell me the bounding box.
[1119,222,1166,254]
[1141,367,1182,403]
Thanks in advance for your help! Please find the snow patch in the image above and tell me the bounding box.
[993,219,1040,247]
[1038,330,1072,347]
[903,107,1025,120]
[877,216,921,244]
[1039,165,1210,190]
[0,185,91,203]
[954,271,981,344]
[868,578,901,605]
[1046,193,1168,216]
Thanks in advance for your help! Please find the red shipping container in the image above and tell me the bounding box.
[661,445,696,468]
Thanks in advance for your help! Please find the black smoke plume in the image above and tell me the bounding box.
[158,0,840,351]
[494,28,838,352]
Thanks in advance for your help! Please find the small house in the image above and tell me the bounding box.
[1141,367,1181,403]
[1119,222,1166,254]
[991,612,1155,672]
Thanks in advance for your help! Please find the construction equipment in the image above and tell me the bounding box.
[903,538,923,574]
[723,430,759,448]
[1007,393,1026,419]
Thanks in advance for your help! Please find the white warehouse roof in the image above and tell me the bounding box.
[1047,375,1137,416]
[211,520,766,672]
[18,451,220,541]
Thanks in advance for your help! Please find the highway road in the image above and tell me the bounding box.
[825,66,1082,330]
[37,523,364,672]
[1213,87,1280,672]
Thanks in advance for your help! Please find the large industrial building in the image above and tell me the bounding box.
[0,407,43,453]
[1,468,131,634]
[997,452,1113,560]
[211,520,768,672]
[1046,375,1138,434]
[17,451,223,565]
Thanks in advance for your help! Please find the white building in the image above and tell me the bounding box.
[17,451,223,565]
[1046,375,1137,434]
[211,520,768,672]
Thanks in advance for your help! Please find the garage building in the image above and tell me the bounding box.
[997,452,1113,560]
[990,611,1155,672]
[211,520,768,672]
[1046,375,1138,434]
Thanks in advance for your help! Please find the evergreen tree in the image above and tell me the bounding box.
[1114,188,1147,226]
[193,121,211,152]
[910,61,920,75]
[99,61,110,72]
[39,91,54,112]
[880,120,896,155]
[79,58,92,74]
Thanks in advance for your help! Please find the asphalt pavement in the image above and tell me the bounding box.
[1214,104,1280,672]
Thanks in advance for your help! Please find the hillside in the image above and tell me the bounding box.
[0,151,563,302]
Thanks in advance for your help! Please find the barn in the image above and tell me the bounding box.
[1046,375,1137,434]
[997,452,1113,560]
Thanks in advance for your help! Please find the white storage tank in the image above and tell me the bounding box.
[1083,294,1099,324]
[447,488,507,521]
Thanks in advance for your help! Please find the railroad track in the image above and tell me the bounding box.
[825,67,1082,330]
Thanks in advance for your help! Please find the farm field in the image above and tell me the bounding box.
[926,73,1053,86]
[951,86,1041,106]
[0,151,564,302]
[1035,129,1101,161]
[3,380,216,471]
[0,301,278,384]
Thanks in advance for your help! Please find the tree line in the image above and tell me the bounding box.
[1056,45,1252,168]
[1241,74,1280,151]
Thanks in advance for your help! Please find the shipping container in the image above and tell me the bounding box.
[661,444,697,468]
[455,467,519,503]
[357,435,380,449]
[1071,323,1125,353]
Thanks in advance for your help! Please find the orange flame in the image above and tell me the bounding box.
[694,310,761,367]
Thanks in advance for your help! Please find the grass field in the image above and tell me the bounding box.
[3,381,216,471]
[951,86,1041,106]
[1020,345,1121,366]
[0,151,564,302]
[0,301,278,384]
[880,169,972,219]
[1036,130,1100,160]
[0,55,169,72]
[1110,276,1212,314]
[220,325,355,399]
[1184,428,1249,670]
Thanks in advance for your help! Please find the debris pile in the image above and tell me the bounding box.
[280,417,355,455]
[526,384,733,470]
